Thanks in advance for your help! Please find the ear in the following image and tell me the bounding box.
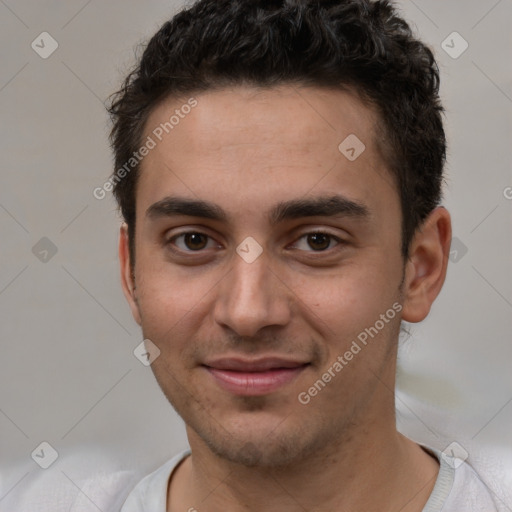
[119,223,142,326]
[401,207,452,323]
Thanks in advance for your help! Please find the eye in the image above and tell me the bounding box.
[166,230,343,255]
[293,232,342,252]
[168,232,218,252]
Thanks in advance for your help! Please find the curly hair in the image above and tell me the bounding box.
[107,0,446,264]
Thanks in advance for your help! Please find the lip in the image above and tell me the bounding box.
[204,356,309,372]
[203,357,309,396]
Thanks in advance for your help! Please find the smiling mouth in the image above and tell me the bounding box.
[202,359,310,396]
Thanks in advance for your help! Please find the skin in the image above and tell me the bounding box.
[119,85,452,511]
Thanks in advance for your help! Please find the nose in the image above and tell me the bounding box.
[213,249,292,338]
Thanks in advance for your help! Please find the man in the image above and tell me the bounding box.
[107,0,502,510]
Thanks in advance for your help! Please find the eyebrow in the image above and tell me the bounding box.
[145,194,370,224]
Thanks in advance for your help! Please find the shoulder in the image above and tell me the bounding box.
[120,449,191,512]
[422,445,508,512]
[446,460,499,509]
[0,448,142,512]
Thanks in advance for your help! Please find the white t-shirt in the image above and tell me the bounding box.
[119,446,503,511]
[1,445,507,511]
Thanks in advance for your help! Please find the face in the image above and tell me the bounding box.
[121,85,413,467]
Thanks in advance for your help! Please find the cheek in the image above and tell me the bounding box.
[135,262,192,332]
[292,260,395,326]
[134,255,223,348]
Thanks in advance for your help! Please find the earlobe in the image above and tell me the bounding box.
[401,207,452,323]
[119,223,142,326]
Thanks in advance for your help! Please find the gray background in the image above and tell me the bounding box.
[1,0,511,504]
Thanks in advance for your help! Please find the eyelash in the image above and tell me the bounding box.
[166,230,344,255]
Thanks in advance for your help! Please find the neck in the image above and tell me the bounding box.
[169,406,439,512]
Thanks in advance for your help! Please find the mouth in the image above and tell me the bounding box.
[202,357,310,396]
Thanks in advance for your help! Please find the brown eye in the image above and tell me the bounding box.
[293,232,341,252]
[306,233,332,251]
[183,233,208,250]
[169,232,214,252]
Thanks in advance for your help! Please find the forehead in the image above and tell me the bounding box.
[145,84,378,154]
[136,84,397,224]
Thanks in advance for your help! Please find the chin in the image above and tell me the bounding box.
[192,416,321,468]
